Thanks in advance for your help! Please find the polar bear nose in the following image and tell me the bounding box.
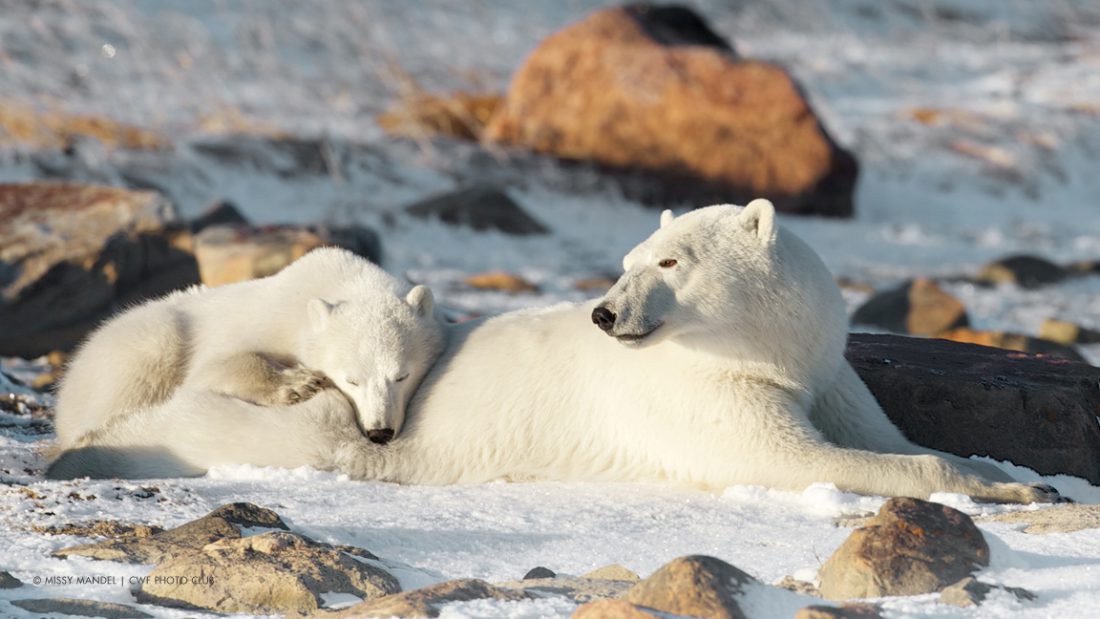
[366,429,395,444]
[591,306,617,332]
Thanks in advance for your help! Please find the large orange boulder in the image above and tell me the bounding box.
[484,5,857,216]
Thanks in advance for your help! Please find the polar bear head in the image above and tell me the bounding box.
[592,200,847,381]
[305,284,445,444]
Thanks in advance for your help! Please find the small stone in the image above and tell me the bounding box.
[818,497,989,600]
[776,575,820,597]
[0,571,23,588]
[980,504,1100,534]
[938,576,1036,607]
[464,271,538,293]
[623,555,756,619]
[523,566,556,580]
[324,579,527,618]
[571,599,662,618]
[850,278,967,336]
[580,564,640,582]
[10,598,152,618]
[405,185,548,236]
[976,255,1068,289]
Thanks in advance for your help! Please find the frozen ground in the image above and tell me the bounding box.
[2,1,1100,617]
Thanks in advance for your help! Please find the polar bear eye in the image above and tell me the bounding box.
[658,259,678,268]
[394,373,410,383]
[346,377,360,386]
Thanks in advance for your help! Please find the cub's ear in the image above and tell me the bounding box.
[660,209,675,229]
[739,199,777,245]
[406,285,435,318]
[308,298,340,332]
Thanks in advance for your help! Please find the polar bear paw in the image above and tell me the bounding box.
[276,366,332,405]
[991,482,1069,504]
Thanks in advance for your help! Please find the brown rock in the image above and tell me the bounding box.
[0,182,200,357]
[938,576,1035,607]
[794,603,882,619]
[976,255,1068,289]
[10,598,152,618]
[850,278,968,336]
[32,520,163,538]
[322,579,526,618]
[818,497,989,600]
[623,555,755,619]
[1039,318,1100,345]
[574,277,616,292]
[137,530,398,614]
[194,224,381,287]
[484,5,857,215]
[581,564,641,582]
[55,502,288,564]
[405,185,548,236]
[938,327,1085,362]
[847,333,1100,483]
[776,575,820,597]
[465,271,538,293]
[0,98,166,150]
[571,599,661,618]
[980,504,1100,534]
[499,576,633,603]
[0,570,23,588]
[378,92,503,141]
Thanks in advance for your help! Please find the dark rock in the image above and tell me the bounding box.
[405,185,548,236]
[976,254,1068,289]
[847,333,1100,483]
[0,570,22,589]
[190,135,335,178]
[190,200,248,233]
[522,566,556,580]
[10,598,152,618]
[623,555,755,619]
[938,576,1036,607]
[851,278,968,336]
[323,579,528,618]
[818,497,989,599]
[483,5,857,216]
[0,182,200,357]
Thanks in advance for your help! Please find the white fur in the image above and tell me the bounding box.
[47,248,445,479]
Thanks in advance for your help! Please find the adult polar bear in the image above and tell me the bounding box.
[320,200,1057,503]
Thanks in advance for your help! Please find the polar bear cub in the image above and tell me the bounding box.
[51,247,445,468]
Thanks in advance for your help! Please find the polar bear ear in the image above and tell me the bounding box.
[406,285,435,319]
[739,199,777,245]
[308,298,340,333]
[659,209,675,229]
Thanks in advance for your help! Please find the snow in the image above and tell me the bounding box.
[3,0,1100,617]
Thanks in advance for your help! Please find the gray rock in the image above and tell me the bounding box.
[980,504,1100,534]
[938,576,1036,607]
[818,497,989,600]
[500,576,633,603]
[405,185,548,236]
[0,570,23,588]
[10,598,152,618]
[522,566,556,580]
[189,199,248,233]
[322,579,528,618]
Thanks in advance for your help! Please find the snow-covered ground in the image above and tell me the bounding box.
[3,1,1100,617]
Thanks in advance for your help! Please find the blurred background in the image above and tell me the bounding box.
[2,0,1100,368]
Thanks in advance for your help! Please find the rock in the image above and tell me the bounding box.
[190,200,249,233]
[938,576,1036,607]
[0,570,23,588]
[980,504,1100,533]
[850,278,968,336]
[464,271,538,293]
[817,497,989,600]
[322,579,527,618]
[194,223,381,287]
[0,99,166,151]
[9,598,152,618]
[623,555,756,619]
[776,575,820,597]
[847,333,1100,483]
[483,5,857,215]
[190,135,336,178]
[378,92,503,141]
[499,576,633,603]
[976,255,1069,289]
[574,277,616,292]
[1039,318,1100,345]
[405,185,548,236]
[794,604,883,619]
[522,566,556,580]
[572,599,662,618]
[0,182,200,357]
[136,530,398,614]
[581,564,641,582]
[937,327,1085,362]
[32,520,163,538]
[55,502,288,564]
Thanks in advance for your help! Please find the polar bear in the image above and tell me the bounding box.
[315,201,1060,503]
[47,247,445,479]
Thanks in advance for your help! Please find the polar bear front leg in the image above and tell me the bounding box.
[190,352,332,406]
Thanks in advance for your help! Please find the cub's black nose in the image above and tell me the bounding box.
[367,429,395,444]
[591,306,617,332]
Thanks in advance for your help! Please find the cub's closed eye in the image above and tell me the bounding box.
[346,378,360,386]
[395,373,410,383]
[658,259,678,268]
